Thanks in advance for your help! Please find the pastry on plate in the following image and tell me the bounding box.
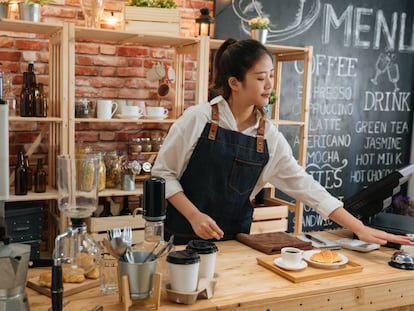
[310,249,342,263]
[38,270,52,287]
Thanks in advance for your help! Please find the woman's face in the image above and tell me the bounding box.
[237,54,274,108]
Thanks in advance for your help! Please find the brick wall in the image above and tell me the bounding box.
[2,0,214,175]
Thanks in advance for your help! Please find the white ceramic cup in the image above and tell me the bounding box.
[97,100,118,119]
[146,106,168,118]
[280,247,303,267]
[146,63,166,82]
[120,105,143,117]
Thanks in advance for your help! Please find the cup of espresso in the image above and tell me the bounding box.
[280,247,303,267]
[96,100,118,119]
[146,106,169,118]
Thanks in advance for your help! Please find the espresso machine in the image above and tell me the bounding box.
[0,72,31,311]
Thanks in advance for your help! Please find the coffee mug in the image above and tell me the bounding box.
[120,105,143,117]
[146,106,168,118]
[280,247,303,267]
[97,100,118,119]
[157,83,176,102]
[146,63,165,82]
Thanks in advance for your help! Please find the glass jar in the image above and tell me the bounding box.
[104,151,121,188]
[95,152,106,191]
[75,98,90,118]
[141,137,152,152]
[151,137,164,152]
[129,137,143,154]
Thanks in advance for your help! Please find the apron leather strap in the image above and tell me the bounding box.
[208,104,220,140]
[256,108,266,153]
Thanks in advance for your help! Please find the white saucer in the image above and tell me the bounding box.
[273,258,307,271]
[116,114,142,119]
[302,250,348,269]
[144,115,168,120]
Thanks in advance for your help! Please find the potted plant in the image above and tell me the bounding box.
[0,0,10,19]
[19,0,54,22]
[123,0,180,35]
[248,16,270,44]
[264,89,277,118]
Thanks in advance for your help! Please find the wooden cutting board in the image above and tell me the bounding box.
[257,255,363,283]
[27,277,100,297]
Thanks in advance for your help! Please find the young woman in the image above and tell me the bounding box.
[152,38,413,246]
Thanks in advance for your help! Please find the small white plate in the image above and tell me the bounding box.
[273,258,307,271]
[144,115,168,120]
[116,114,142,119]
[303,250,348,269]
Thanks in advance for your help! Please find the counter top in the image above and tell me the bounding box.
[27,230,414,311]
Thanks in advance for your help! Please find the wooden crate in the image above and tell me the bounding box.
[251,198,288,234]
[124,7,181,36]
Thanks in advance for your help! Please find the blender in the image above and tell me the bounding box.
[52,154,101,311]
[0,71,31,311]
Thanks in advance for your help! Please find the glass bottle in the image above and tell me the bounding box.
[119,196,131,215]
[99,199,113,217]
[24,156,32,191]
[20,72,32,117]
[34,158,47,193]
[15,151,27,195]
[33,83,46,117]
[27,63,37,116]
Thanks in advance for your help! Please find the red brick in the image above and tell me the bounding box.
[76,43,100,55]
[0,38,14,48]
[0,51,21,61]
[75,66,99,76]
[117,47,149,57]
[94,55,127,67]
[15,40,44,51]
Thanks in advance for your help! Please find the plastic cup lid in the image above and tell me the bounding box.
[167,250,200,265]
[186,240,218,254]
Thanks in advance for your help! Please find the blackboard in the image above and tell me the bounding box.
[214,0,414,232]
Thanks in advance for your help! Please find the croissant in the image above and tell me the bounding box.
[310,250,342,263]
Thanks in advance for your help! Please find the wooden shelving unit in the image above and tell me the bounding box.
[2,19,311,245]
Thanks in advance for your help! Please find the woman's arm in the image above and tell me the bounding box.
[328,207,413,245]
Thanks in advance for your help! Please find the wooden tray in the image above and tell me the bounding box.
[257,255,363,283]
[27,277,100,297]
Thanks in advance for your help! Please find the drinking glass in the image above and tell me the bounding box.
[80,0,104,28]
[57,154,99,219]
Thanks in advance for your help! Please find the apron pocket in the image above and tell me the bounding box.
[229,157,264,195]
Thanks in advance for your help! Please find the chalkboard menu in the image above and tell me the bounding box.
[214,0,414,231]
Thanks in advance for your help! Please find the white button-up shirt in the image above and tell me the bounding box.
[152,96,342,218]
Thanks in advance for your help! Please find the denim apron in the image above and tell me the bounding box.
[165,103,269,244]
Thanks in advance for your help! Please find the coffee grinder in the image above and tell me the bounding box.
[0,72,31,311]
[52,154,101,311]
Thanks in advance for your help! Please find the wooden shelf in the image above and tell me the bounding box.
[74,117,175,124]
[8,187,58,202]
[74,26,199,47]
[0,18,62,35]
[9,116,63,122]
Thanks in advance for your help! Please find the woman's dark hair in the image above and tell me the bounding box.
[210,38,273,100]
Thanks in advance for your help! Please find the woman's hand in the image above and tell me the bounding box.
[188,211,224,240]
[354,225,413,245]
[329,207,413,245]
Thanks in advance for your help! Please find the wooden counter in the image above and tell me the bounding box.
[27,231,414,311]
